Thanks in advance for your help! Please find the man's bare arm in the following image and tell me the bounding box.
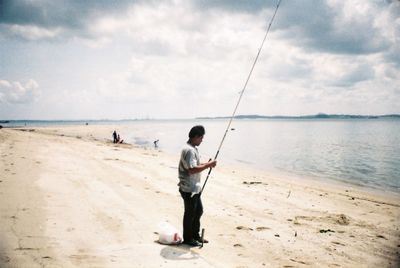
[188,160,217,175]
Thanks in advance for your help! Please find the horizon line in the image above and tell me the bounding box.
[1,113,400,122]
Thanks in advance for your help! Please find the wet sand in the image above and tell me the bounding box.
[0,126,399,267]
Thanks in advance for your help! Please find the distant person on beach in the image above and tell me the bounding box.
[178,125,217,247]
[112,130,118,143]
[117,134,124,144]
[154,139,159,148]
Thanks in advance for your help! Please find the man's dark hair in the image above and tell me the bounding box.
[188,125,205,139]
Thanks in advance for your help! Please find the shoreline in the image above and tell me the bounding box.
[13,124,400,197]
[7,124,400,207]
[8,125,400,206]
[1,126,399,267]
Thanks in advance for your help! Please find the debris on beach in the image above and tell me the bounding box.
[256,226,270,231]
[319,229,335,233]
[242,181,262,185]
[335,214,350,225]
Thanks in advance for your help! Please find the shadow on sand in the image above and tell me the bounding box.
[160,245,200,261]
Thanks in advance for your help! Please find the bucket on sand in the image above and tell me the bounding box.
[158,221,182,245]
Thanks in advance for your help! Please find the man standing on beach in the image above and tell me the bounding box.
[178,125,217,247]
[112,130,117,143]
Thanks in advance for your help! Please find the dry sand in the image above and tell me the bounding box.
[0,125,399,267]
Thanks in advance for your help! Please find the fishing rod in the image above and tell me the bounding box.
[200,0,282,195]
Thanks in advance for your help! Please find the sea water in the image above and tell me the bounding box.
[119,119,400,193]
[4,118,400,193]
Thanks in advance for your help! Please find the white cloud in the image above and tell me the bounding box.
[89,5,265,103]
[0,79,41,104]
[0,1,399,119]
[80,0,399,118]
[1,24,62,40]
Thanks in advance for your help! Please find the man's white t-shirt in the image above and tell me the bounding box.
[178,143,201,193]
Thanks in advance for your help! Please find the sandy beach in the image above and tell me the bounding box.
[0,125,399,267]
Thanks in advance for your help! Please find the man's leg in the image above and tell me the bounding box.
[192,194,203,240]
[180,191,196,242]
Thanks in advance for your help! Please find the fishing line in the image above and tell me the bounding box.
[201,0,282,194]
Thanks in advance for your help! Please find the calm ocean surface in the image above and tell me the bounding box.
[114,118,399,194]
[4,119,400,193]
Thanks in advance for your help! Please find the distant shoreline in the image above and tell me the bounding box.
[196,113,400,120]
[1,113,400,124]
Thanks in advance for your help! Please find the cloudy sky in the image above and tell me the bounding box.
[1,0,399,120]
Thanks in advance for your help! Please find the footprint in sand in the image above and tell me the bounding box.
[332,241,346,246]
[236,226,253,231]
[256,226,270,231]
[290,259,309,265]
[335,214,350,225]
[295,213,351,226]
[1,255,10,263]
[376,234,388,240]
[242,181,262,185]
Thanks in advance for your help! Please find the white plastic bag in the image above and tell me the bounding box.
[158,221,182,245]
